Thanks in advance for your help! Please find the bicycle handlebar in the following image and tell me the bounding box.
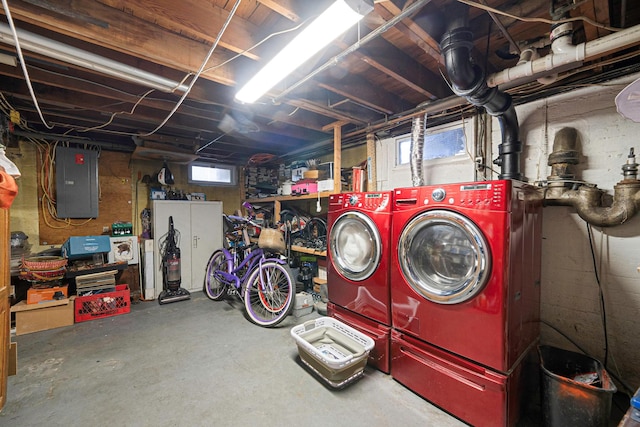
[225,214,261,228]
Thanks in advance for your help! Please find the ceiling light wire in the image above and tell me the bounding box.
[1,0,54,129]
[139,0,242,137]
[456,0,623,32]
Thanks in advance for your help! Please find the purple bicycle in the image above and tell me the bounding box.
[203,212,294,327]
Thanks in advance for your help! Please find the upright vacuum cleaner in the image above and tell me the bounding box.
[158,216,190,304]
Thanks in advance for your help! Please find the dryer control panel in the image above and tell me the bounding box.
[394,180,511,211]
[329,192,391,212]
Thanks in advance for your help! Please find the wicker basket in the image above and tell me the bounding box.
[21,256,67,271]
[258,228,286,253]
[19,266,66,282]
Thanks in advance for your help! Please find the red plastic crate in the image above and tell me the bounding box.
[74,284,130,322]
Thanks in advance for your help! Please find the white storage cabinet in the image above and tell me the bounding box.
[152,200,223,296]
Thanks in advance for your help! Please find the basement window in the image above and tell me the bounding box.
[188,162,237,186]
[397,124,466,165]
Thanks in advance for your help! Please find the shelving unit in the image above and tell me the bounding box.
[291,245,326,257]
[244,123,354,261]
[246,191,335,223]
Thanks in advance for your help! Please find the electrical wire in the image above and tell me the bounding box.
[586,222,610,368]
[1,0,54,129]
[139,0,241,137]
[456,0,623,32]
[77,89,155,133]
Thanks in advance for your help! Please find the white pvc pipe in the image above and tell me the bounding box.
[0,22,189,93]
[487,23,640,88]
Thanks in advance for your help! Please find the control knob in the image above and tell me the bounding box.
[432,188,446,202]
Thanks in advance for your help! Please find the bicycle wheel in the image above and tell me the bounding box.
[203,249,229,301]
[243,261,294,327]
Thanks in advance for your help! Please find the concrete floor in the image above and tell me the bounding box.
[2,292,467,427]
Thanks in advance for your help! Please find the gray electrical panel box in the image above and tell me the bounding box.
[55,146,99,218]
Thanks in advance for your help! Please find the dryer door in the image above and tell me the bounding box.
[330,211,381,281]
[398,210,490,304]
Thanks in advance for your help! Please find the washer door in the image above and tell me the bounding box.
[330,211,381,281]
[398,210,490,304]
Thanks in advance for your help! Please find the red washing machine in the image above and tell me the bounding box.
[390,180,542,427]
[327,191,392,373]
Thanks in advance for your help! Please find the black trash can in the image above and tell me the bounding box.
[538,345,617,427]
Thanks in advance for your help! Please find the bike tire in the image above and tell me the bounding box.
[243,261,295,327]
[203,249,229,301]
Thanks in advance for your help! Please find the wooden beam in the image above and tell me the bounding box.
[334,33,450,100]
[97,0,264,60]
[333,124,342,193]
[317,74,399,115]
[3,0,237,86]
[257,0,301,22]
[374,1,443,65]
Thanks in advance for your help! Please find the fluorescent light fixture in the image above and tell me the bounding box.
[235,0,373,104]
[0,22,189,93]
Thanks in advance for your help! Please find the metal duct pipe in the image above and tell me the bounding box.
[439,7,522,180]
[410,113,426,187]
[544,128,640,227]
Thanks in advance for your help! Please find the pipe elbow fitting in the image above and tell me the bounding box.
[574,199,637,227]
[567,183,640,227]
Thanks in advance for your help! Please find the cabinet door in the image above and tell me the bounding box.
[188,202,223,292]
[152,201,191,297]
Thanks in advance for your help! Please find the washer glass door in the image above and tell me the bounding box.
[330,211,381,281]
[398,210,490,304]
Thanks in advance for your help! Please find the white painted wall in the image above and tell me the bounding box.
[376,119,477,188]
[377,72,640,392]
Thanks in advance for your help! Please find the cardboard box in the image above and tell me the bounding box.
[27,284,68,304]
[62,236,111,259]
[11,297,75,335]
[317,179,334,193]
[108,236,139,265]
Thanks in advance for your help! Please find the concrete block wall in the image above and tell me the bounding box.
[377,72,640,392]
[515,74,640,392]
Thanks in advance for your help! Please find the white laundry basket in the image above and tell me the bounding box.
[291,317,374,388]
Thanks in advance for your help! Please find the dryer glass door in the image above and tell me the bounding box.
[398,210,490,304]
[330,211,381,281]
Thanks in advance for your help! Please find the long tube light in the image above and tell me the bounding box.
[0,22,189,93]
[235,0,374,104]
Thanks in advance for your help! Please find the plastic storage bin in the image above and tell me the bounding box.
[291,317,374,389]
[539,345,617,427]
[631,387,640,422]
[74,284,131,322]
[294,292,314,317]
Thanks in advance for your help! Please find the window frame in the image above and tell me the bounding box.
[396,122,467,166]
[187,161,238,187]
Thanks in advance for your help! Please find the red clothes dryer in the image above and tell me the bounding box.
[390,180,542,426]
[327,191,392,373]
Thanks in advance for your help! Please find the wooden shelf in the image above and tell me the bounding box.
[246,191,336,204]
[291,245,326,257]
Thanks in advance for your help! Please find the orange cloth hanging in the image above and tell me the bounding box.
[0,167,18,208]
